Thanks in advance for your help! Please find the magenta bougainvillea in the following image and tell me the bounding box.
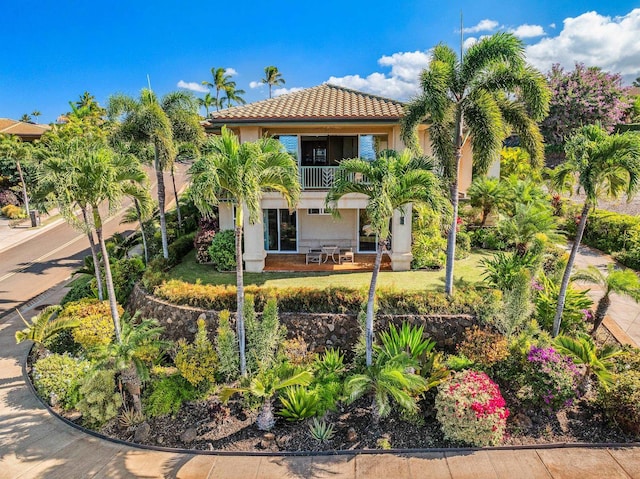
[435,369,509,446]
[541,63,631,150]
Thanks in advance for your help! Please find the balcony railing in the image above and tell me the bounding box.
[300,166,366,190]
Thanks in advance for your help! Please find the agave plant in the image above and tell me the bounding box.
[554,333,622,393]
[221,365,313,431]
[308,418,336,443]
[15,306,79,352]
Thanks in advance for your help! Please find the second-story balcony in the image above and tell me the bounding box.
[300,166,365,190]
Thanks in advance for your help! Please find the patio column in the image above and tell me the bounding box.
[389,205,412,271]
[243,204,266,272]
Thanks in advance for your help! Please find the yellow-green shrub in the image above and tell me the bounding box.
[458,326,509,368]
[59,299,121,349]
[1,204,26,219]
[175,317,217,388]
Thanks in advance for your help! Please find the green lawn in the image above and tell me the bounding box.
[168,249,494,291]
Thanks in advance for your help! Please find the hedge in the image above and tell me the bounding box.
[152,279,501,320]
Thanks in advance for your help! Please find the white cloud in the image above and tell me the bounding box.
[328,50,431,100]
[463,37,479,49]
[225,67,238,76]
[526,9,640,83]
[273,87,305,97]
[177,80,208,93]
[509,24,545,38]
[249,81,263,89]
[549,23,556,29]
[463,19,499,33]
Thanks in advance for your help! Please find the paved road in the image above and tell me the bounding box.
[0,164,189,317]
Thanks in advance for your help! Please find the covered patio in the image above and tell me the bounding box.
[264,253,392,272]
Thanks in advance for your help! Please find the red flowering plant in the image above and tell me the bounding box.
[435,369,509,446]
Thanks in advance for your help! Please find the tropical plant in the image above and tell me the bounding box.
[326,150,441,366]
[261,66,285,98]
[245,296,283,374]
[0,133,33,217]
[500,147,542,182]
[535,273,593,335]
[198,92,217,117]
[94,316,166,414]
[481,250,538,290]
[308,418,336,443]
[108,89,204,260]
[215,310,240,381]
[76,368,122,427]
[598,370,640,435]
[221,366,313,431]
[401,32,550,296]
[145,374,198,417]
[344,354,427,422]
[278,386,320,421]
[572,265,640,335]
[32,354,91,410]
[15,306,79,349]
[554,334,622,393]
[189,126,300,375]
[497,269,534,338]
[498,203,561,256]
[19,113,33,123]
[467,177,506,226]
[202,67,235,111]
[175,316,217,389]
[220,84,246,108]
[551,125,640,336]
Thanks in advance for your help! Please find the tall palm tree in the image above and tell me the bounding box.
[0,134,33,218]
[551,125,640,336]
[19,113,33,123]
[261,66,285,99]
[572,265,640,335]
[198,92,217,117]
[326,150,441,366]
[108,89,204,259]
[189,126,300,375]
[31,110,42,122]
[401,32,549,296]
[202,67,234,111]
[37,137,151,342]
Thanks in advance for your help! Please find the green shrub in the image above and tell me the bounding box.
[215,310,239,381]
[246,296,284,374]
[175,317,217,388]
[311,348,346,415]
[455,231,471,259]
[278,386,320,421]
[76,369,122,427]
[111,257,145,304]
[598,371,640,435]
[208,229,236,271]
[1,204,26,219]
[145,374,198,417]
[32,354,91,410]
[168,232,196,266]
[411,206,446,269]
[60,299,119,350]
[435,369,509,447]
[480,251,538,291]
[494,269,534,338]
[43,329,82,356]
[470,228,508,251]
[61,275,96,306]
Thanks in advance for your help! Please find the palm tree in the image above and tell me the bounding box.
[198,92,217,117]
[189,126,300,375]
[401,32,549,296]
[202,67,234,111]
[19,113,33,123]
[326,150,441,366]
[31,110,42,122]
[15,306,79,352]
[498,202,561,256]
[551,125,640,336]
[261,66,285,99]
[0,133,33,218]
[572,265,640,335]
[221,84,247,108]
[37,137,151,343]
[467,176,506,226]
[108,89,204,260]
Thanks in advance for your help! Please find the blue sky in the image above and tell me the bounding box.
[1,1,639,123]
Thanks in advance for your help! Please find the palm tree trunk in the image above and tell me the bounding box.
[171,164,182,230]
[155,144,169,259]
[15,161,30,217]
[94,208,122,343]
[256,398,276,431]
[553,202,591,337]
[235,207,246,376]
[365,239,385,367]
[134,198,149,265]
[591,294,611,336]
[444,109,464,296]
[81,206,104,301]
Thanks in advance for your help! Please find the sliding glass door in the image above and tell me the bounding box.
[263,209,297,252]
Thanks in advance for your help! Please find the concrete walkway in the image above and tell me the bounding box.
[0,222,639,476]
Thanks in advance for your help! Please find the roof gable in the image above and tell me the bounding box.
[206,84,405,124]
[0,118,50,138]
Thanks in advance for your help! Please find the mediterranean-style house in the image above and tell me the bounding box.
[203,84,491,273]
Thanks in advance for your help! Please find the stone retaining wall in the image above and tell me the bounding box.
[128,285,478,352]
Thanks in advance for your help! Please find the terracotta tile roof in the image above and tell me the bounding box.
[206,84,405,124]
[0,118,50,138]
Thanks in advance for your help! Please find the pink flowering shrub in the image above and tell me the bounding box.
[520,346,580,411]
[435,370,509,447]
